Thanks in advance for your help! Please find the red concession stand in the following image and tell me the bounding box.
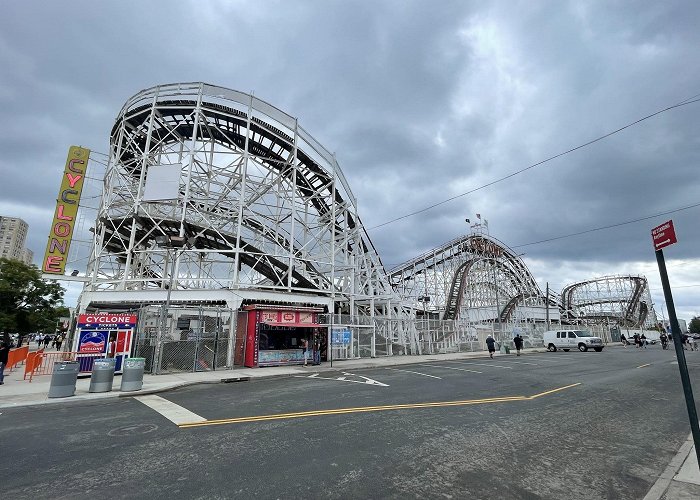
[235,304,325,368]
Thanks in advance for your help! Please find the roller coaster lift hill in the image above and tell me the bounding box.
[652,219,700,470]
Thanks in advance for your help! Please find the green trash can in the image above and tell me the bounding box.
[500,344,510,354]
[120,357,146,392]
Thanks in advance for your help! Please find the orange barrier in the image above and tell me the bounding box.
[24,351,104,382]
[7,345,29,371]
[24,349,46,381]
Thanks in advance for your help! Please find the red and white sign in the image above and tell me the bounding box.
[651,220,678,251]
[77,314,138,326]
[259,310,318,326]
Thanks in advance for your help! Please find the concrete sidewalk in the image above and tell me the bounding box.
[1,346,698,498]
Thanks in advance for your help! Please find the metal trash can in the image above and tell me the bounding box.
[48,361,80,398]
[120,357,146,392]
[89,358,116,393]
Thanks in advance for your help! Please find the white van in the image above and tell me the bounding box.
[543,330,604,352]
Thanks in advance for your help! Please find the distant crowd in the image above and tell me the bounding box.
[28,333,65,351]
[619,331,697,351]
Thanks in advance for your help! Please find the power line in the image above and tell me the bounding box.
[511,201,700,249]
[378,201,700,271]
[368,94,700,230]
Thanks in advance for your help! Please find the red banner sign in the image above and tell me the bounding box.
[78,314,138,327]
[651,220,678,251]
[260,310,317,326]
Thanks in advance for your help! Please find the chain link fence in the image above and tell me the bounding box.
[133,305,233,374]
[130,305,618,373]
[322,314,616,360]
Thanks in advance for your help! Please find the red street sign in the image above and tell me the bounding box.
[651,220,678,251]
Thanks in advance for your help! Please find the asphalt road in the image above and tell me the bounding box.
[3,346,700,499]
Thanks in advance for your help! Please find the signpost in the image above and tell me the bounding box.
[331,328,351,345]
[329,328,351,369]
[652,220,677,251]
[652,220,700,470]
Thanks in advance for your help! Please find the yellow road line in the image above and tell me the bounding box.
[637,363,651,368]
[178,383,581,429]
[527,382,581,399]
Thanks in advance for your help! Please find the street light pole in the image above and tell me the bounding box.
[492,260,502,337]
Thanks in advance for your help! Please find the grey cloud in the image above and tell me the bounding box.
[1,0,699,318]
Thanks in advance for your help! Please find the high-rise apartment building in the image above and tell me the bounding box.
[0,216,33,265]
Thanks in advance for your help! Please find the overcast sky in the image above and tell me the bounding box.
[1,1,699,321]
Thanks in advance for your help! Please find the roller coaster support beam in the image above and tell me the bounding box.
[656,247,700,470]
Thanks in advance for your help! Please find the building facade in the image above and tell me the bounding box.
[0,216,32,264]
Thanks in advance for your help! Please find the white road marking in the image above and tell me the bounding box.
[385,367,442,379]
[522,357,562,363]
[494,360,539,366]
[355,374,389,386]
[418,363,482,374]
[135,395,207,425]
[445,361,512,369]
[294,373,389,387]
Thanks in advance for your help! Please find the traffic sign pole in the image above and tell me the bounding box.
[655,248,700,469]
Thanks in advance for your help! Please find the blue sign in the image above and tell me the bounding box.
[332,329,351,345]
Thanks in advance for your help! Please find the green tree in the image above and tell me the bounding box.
[689,317,700,334]
[0,258,66,340]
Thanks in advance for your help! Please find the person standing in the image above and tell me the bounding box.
[485,335,496,359]
[640,333,647,349]
[313,334,321,365]
[0,339,10,385]
[513,334,524,356]
[55,335,63,351]
[301,337,309,366]
[106,334,117,358]
[620,333,627,347]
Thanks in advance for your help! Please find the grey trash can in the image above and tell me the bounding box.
[89,358,116,393]
[48,361,80,398]
[120,358,146,392]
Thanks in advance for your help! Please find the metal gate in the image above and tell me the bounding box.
[133,305,233,374]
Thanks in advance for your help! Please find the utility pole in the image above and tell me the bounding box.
[545,282,550,330]
[492,259,502,337]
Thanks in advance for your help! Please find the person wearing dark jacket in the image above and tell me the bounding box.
[0,340,10,385]
[513,334,524,356]
[485,335,496,359]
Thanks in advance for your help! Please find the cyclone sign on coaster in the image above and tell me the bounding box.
[43,146,90,275]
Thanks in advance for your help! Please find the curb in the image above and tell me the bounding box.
[643,434,695,500]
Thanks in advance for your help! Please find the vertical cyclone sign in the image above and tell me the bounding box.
[42,146,90,274]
